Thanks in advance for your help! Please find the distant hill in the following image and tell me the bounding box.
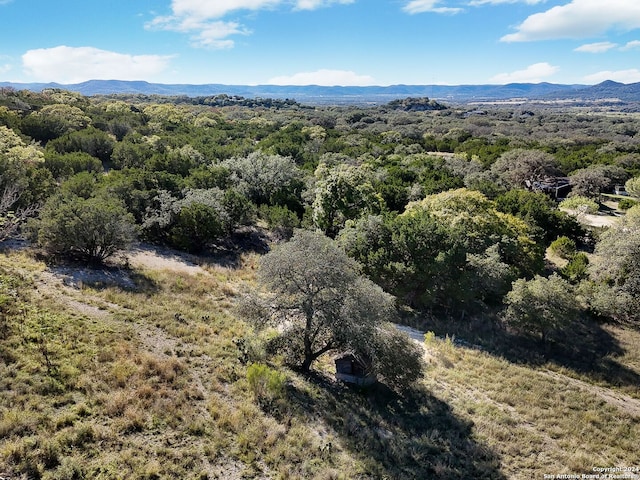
[1,79,639,104]
[541,80,640,102]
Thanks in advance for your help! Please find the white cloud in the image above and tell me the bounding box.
[149,0,354,49]
[149,15,250,49]
[583,69,640,84]
[164,0,351,18]
[192,22,249,49]
[621,40,640,50]
[0,64,11,75]
[21,46,173,84]
[268,69,376,86]
[294,0,355,10]
[489,62,559,83]
[501,0,640,42]
[469,0,544,5]
[166,0,279,20]
[403,0,463,14]
[574,41,618,53]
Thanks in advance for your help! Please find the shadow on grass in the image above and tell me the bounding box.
[202,226,271,269]
[44,259,160,295]
[285,373,506,479]
[141,227,271,270]
[410,311,640,394]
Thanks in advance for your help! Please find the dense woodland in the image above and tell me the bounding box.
[1,87,640,478]
[2,87,639,322]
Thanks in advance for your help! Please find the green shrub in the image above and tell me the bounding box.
[30,192,137,263]
[561,196,599,214]
[259,204,300,238]
[502,274,579,343]
[549,236,577,260]
[169,202,224,253]
[560,252,589,283]
[625,176,640,197]
[618,198,638,211]
[246,363,286,408]
[44,151,103,180]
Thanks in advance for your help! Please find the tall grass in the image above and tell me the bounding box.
[1,249,638,479]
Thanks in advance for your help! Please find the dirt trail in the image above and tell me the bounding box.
[538,369,640,417]
[559,208,619,228]
[410,325,640,418]
[126,243,209,276]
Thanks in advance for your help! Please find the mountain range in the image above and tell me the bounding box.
[2,79,640,105]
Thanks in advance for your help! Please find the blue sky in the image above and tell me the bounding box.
[1,0,640,86]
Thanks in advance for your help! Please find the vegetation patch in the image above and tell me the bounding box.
[1,88,640,478]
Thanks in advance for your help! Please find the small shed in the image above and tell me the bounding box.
[614,185,628,196]
[334,353,376,387]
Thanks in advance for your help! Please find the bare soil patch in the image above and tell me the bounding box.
[126,243,208,276]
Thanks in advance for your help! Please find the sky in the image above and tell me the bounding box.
[1,0,640,86]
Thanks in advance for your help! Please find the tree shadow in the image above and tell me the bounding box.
[160,226,272,270]
[500,317,640,392]
[204,227,271,268]
[409,311,640,394]
[43,258,160,295]
[283,373,506,479]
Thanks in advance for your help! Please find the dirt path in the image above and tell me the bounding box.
[538,369,640,417]
[407,324,640,418]
[559,208,619,228]
[126,243,209,276]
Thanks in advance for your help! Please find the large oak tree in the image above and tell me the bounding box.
[241,230,424,390]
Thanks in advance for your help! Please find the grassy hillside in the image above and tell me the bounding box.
[1,244,639,479]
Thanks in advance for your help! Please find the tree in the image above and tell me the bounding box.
[311,162,384,237]
[569,165,628,199]
[615,154,640,177]
[626,176,640,198]
[494,189,583,246]
[560,252,589,283]
[339,189,542,312]
[465,244,515,306]
[258,204,300,239]
[383,208,456,307]
[31,193,137,263]
[44,151,103,179]
[221,151,304,210]
[588,205,640,322]
[142,188,254,251]
[21,104,92,142]
[142,103,188,131]
[241,230,424,389]
[491,148,562,188]
[0,125,52,210]
[1,126,45,191]
[502,274,579,342]
[168,202,225,253]
[0,185,39,241]
[110,133,154,169]
[409,189,543,278]
[46,127,115,163]
[549,236,576,260]
[568,168,610,199]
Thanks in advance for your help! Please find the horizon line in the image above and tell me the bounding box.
[2,79,625,88]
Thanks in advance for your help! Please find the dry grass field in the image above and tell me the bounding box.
[1,244,638,479]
